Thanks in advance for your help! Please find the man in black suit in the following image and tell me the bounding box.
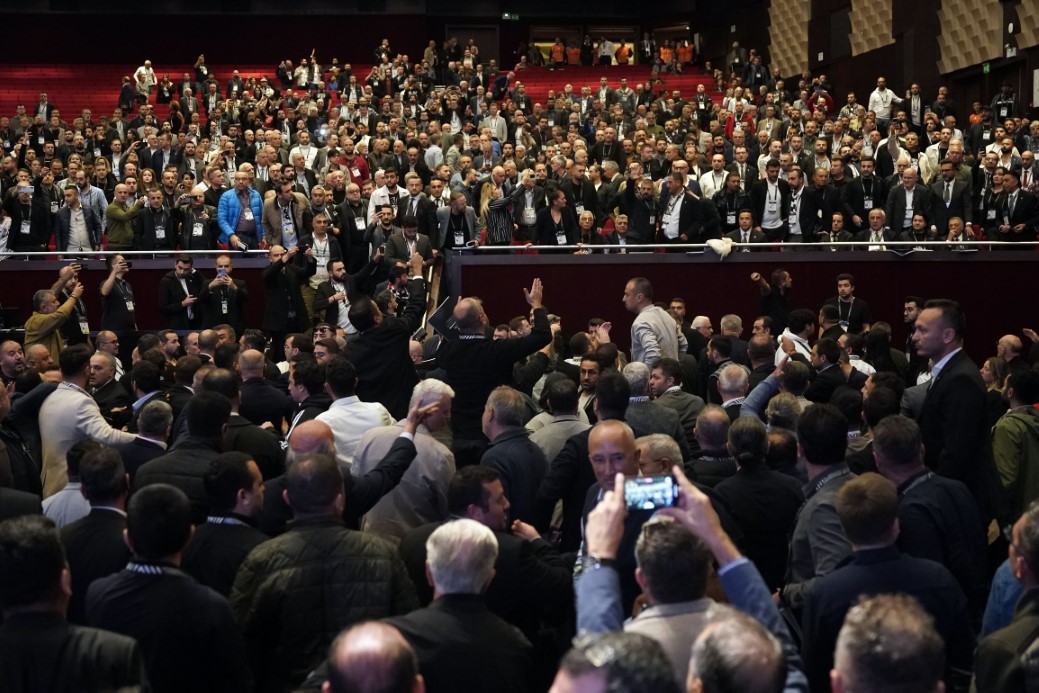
[390,518,534,693]
[808,166,840,240]
[313,256,379,334]
[198,254,249,336]
[996,168,1039,246]
[784,166,819,244]
[930,158,973,236]
[804,338,847,403]
[801,474,975,693]
[912,299,995,513]
[60,448,131,625]
[181,451,268,597]
[262,244,315,357]
[85,484,252,692]
[656,172,703,246]
[237,349,292,433]
[399,466,571,642]
[342,258,427,420]
[203,369,284,481]
[119,399,171,482]
[560,162,600,225]
[841,155,887,233]
[885,167,935,237]
[134,392,231,525]
[156,254,205,331]
[395,173,437,239]
[90,351,131,429]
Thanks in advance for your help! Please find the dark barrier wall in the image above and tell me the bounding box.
[2,252,1034,368]
[454,251,1037,366]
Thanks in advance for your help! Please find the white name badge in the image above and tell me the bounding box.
[125,300,135,312]
[38,136,44,144]
[698,102,706,110]
[648,215,655,225]
[243,209,254,220]
[19,221,30,235]
[547,119,554,127]
[79,320,90,335]
[726,213,736,225]
[521,207,536,225]
[904,209,913,223]
[155,225,166,240]
[3,141,9,149]
[575,203,585,215]
[221,299,229,314]
[454,231,465,245]
[193,222,204,237]
[350,168,360,178]
[863,199,873,210]
[50,202,58,214]
[555,232,567,245]
[987,209,997,220]
[788,213,798,224]
[767,200,778,212]
[982,132,991,141]
[354,217,365,230]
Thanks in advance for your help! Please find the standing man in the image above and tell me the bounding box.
[912,299,995,511]
[824,273,872,334]
[104,184,142,253]
[198,254,248,337]
[157,254,205,331]
[749,158,790,242]
[263,245,315,357]
[99,255,136,336]
[24,285,84,363]
[218,170,264,250]
[624,277,686,364]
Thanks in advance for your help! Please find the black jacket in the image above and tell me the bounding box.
[223,413,284,480]
[231,517,419,693]
[134,437,222,525]
[60,508,130,625]
[386,595,534,693]
[87,562,251,693]
[133,205,180,251]
[536,426,597,551]
[341,277,426,420]
[437,307,552,441]
[481,428,549,526]
[802,546,975,693]
[399,520,572,640]
[262,257,315,333]
[258,435,418,536]
[117,437,166,482]
[0,612,145,693]
[238,377,293,432]
[0,486,42,521]
[197,278,248,336]
[974,588,1039,692]
[93,378,132,430]
[156,269,205,330]
[312,258,378,327]
[181,515,268,597]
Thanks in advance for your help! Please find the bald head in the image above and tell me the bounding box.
[694,404,731,451]
[588,419,639,489]
[237,349,265,375]
[287,420,336,463]
[1000,334,1023,358]
[453,298,486,334]
[324,622,422,693]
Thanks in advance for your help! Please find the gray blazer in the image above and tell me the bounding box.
[434,205,479,250]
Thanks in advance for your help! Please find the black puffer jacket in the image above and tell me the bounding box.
[231,517,418,693]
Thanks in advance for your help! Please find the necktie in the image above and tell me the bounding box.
[410,197,418,216]
[742,231,749,243]
[1025,169,1031,188]
[944,183,951,203]
[1010,193,1017,217]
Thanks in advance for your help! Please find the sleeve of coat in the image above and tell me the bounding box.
[535,437,580,532]
[345,436,417,521]
[230,553,277,683]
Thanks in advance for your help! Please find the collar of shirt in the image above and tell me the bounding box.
[132,393,155,411]
[929,347,962,380]
[92,505,128,517]
[329,395,361,409]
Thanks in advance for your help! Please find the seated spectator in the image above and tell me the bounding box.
[801,473,975,692]
[832,594,946,693]
[231,452,418,692]
[0,515,146,691]
[86,484,251,693]
[181,451,267,597]
[59,448,130,625]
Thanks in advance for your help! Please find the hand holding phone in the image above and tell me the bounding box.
[624,474,678,511]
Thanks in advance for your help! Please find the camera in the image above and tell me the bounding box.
[624,475,678,511]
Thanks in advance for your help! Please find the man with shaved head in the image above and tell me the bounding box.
[435,278,551,466]
[237,348,292,432]
[263,244,315,358]
[998,333,1029,374]
[322,622,424,693]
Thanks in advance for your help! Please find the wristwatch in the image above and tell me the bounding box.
[579,554,618,573]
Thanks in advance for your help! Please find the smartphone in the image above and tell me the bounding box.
[217,266,227,279]
[123,261,134,269]
[624,475,678,511]
[379,243,386,254]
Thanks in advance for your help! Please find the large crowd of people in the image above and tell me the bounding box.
[0,36,1037,693]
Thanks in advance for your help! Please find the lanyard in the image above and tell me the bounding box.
[900,471,934,496]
